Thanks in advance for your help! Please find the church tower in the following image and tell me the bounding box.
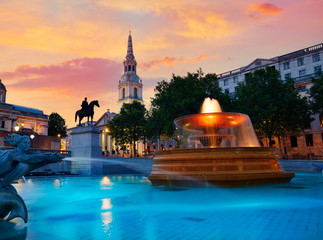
[118,32,143,110]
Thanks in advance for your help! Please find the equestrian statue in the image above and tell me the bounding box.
[0,134,63,223]
[75,98,100,126]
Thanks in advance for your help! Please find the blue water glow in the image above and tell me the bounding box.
[8,173,323,239]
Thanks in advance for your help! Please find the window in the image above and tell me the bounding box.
[283,62,290,70]
[224,79,229,86]
[313,54,320,62]
[245,73,252,79]
[299,69,306,77]
[134,88,138,98]
[297,58,304,66]
[297,85,306,92]
[224,88,229,94]
[268,66,276,71]
[285,73,291,79]
[233,76,238,83]
[314,65,322,77]
[305,134,313,147]
[320,114,323,127]
[122,88,125,99]
[128,65,131,71]
[290,136,297,148]
[132,65,135,71]
[1,121,4,129]
[125,66,127,72]
[235,86,239,93]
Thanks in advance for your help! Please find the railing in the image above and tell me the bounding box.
[278,43,323,61]
[118,95,143,101]
[0,147,71,156]
[218,67,244,78]
[292,73,319,85]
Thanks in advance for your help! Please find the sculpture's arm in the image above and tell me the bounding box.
[20,152,63,164]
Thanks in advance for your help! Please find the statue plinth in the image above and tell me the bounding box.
[70,125,101,158]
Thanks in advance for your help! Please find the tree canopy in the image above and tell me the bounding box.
[308,74,323,114]
[107,101,146,157]
[149,69,232,137]
[234,67,313,146]
[48,112,67,137]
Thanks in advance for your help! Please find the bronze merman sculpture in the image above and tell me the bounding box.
[75,99,100,126]
[0,134,63,223]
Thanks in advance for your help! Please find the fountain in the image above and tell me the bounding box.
[148,98,294,187]
[0,134,63,223]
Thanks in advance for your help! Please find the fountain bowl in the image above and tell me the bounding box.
[175,112,248,130]
[148,147,295,187]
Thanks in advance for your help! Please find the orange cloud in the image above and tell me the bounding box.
[250,2,282,15]
[139,55,217,70]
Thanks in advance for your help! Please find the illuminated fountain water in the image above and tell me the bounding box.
[148,98,295,187]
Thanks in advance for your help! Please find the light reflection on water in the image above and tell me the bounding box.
[8,173,323,240]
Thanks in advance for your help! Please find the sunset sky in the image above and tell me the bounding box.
[0,0,322,127]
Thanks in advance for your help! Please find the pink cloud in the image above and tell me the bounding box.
[245,12,260,19]
[1,58,122,98]
[139,55,217,70]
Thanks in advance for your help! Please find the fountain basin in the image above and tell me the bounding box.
[148,147,295,187]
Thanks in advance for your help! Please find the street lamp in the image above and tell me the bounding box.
[14,125,20,132]
[30,134,35,149]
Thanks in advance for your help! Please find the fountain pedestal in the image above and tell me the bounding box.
[148,147,294,187]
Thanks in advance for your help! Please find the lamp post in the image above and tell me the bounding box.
[30,134,35,149]
[14,125,20,132]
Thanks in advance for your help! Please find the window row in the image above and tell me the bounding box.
[125,65,136,72]
[290,133,323,148]
[284,65,321,79]
[283,53,321,70]
[223,76,239,86]
[122,87,138,99]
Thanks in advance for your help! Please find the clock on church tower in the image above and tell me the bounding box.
[117,32,143,110]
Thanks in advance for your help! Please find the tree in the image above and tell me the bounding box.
[308,74,323,114]
[107,101,146,157]
[149,69,232,137]
[234,67,313,147]
[48,113,67,137]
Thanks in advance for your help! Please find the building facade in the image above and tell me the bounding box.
[117,32,143,110]
[217,43,323,159]
[0,79,61,149]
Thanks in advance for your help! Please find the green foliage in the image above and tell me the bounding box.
[234,67,312,146]
[48,112,67,137]
[107,101,147,157]
[308,74,323,114]
[149,69,232,137]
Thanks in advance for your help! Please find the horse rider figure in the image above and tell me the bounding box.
[81,97,88,116]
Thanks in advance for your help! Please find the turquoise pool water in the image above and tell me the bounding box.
[5,173,323,239]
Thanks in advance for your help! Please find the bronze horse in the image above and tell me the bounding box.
[75,100,100,126]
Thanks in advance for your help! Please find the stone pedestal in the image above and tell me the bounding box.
[70,125,101,158]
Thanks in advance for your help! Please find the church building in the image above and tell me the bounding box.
[96,32,144,156]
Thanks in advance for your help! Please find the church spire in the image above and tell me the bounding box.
[118,32,143,108]
[126,32,135,61]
